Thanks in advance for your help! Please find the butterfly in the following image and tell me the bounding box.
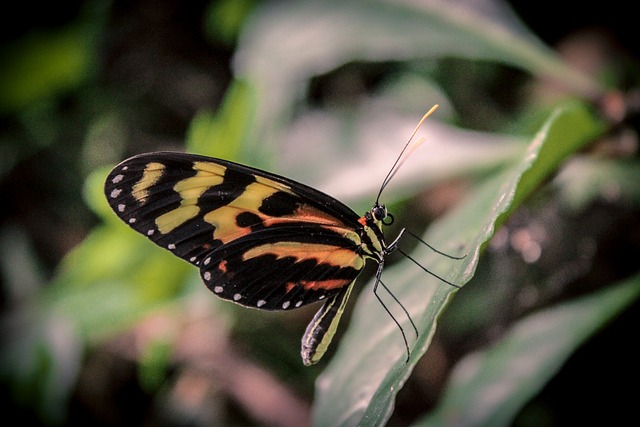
[104,105,462,365]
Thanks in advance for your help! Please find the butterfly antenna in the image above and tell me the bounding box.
[403,229,467,260]
[397,247,461,289]
[376,104,439,204]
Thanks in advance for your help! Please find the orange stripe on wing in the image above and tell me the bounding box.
[285,279,352,292]
[291,204,348,227]
[242,242,364,271]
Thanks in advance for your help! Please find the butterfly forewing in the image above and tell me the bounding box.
[104,152,369,311]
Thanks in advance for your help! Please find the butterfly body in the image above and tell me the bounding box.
[105,152,391,365]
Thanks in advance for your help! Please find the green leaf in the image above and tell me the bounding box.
[554,157,640,211]
[310,103,604,427]
[186,79,257,162]
[0,24,95,113]
[238,0,599,89]
[204,0,258,46]
[139,338,173,392]
[0,310,81,425]
[501,103,606,223]
[45,224,192,340]
[414,272,640,427]
[234,0,604,153]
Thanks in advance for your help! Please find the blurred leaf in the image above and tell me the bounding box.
[310,103,604,427]
[186,79,257,162]
[45,224,192,340]
[0,225,44,301]
[139,338,173,392]
[1,310,81,424]
[502,103,606,222]
[554,157,640,211]
[415,272,640,427]
[237,0,597,85]
[234,0,604,152]
[83,166,117,222]
[0,24,95,113]
[204,0,259,46]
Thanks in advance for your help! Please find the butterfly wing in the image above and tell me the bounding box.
[104,152,367,309]
[199,224,365,310]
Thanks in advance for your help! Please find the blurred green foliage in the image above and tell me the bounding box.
[0,24,95,114]
[1,1,638,426]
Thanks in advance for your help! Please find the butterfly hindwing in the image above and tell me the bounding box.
[199,224,365,310]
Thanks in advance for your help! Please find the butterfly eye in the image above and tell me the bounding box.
[372,204,387,221]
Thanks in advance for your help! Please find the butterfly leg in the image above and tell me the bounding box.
[371,261,413,363]
[384,228,406,255]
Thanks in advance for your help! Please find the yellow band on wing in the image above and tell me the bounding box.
[155,162,226,234]
[132,162,165,204]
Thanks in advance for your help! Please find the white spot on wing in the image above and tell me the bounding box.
[233,293,242,301]
[128,218,136,224]
[214,285,223,293]
[257,300,266,307]
[282,301,290,309]
[110,189,122,198]
[204,257,211,265]
[295,301,303,307]
[147,229,154,236]
[117,204,126,212]
[168,243,176,250]
[203,272,211,281]
[112,174,124,184]
[190,256,197,262]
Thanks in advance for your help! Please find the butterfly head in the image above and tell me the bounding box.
[368,203,394,227]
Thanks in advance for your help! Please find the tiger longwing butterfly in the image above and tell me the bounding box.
[104,105,461,365]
